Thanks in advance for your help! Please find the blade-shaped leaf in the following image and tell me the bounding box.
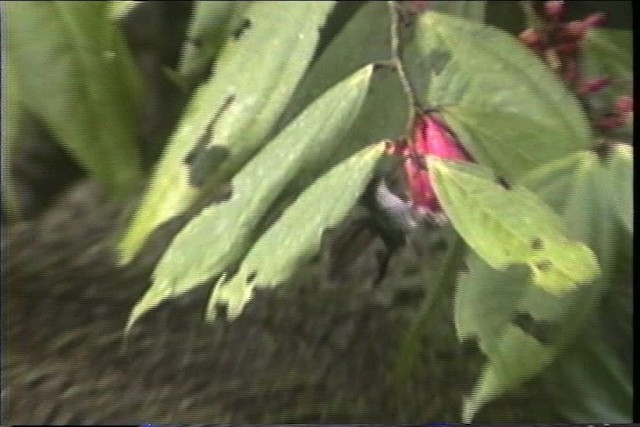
[456,149,631,422]
[413,12,590,180]
[6,1,144,198]
[461,324,555,423]
[108,0,144,20]
[126,65,377,331]
[604,144,633,234]
[119,1,335,264]
[277,1,392,129]
[207,143,385,320]
[178,1,250,83]
[429,157,600,293]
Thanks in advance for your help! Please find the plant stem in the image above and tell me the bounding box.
[393,229,467,412]
[387,1,422,135]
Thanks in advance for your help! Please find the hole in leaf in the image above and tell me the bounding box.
[530,238,544,250]
[233,18,252,40]
[186,146,231,187]
[427,50,452,76]
[496,176,512,189]
[512,312,557,345]
[214,302,229,320]
[592,140,613,161]
[247,271,257,284]
[535,259,552,272]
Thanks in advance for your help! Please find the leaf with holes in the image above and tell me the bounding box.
[428,157,600,293]
[119,1,335,264]
[126,65,376,332]
[178,1,250,83]
[413,12,590,181]
[457,148,631,422]
[208,143,385,320]
[6,1,144,198]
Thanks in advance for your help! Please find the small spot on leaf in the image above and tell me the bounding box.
[591,140,613,161]
[496,176,511,189]
[188,37,203,49]
[186,145,230,187]
[530,237,544,250]
[247,271,257,284]
[513,312,557,345]
[233,18,252,40]
[535,259,552,272]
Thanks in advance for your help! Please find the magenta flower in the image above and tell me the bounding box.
[395,114,472,216]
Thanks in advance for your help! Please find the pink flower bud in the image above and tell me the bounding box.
[555,42,579,55]
[583,12,606,29]
[400,115,472,215]
[562,20,587,40]
[596,115,626,130]
[404,156,441,214]
[544,1,566,20]
[615,95,633,114]
[578,77,611,94]
[413,115,471,161]
[519,29,545,49]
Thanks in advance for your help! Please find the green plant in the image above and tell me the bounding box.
[5,0,632,422]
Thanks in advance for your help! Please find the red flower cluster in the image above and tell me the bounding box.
[518,1,606,88]
[387,114,471,217]
[518,1,632,133]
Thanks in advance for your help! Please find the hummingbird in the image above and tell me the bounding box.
[325,176,426,287]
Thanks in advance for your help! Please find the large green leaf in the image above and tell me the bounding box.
[126,65,377,331]
[119,1,335,264]
[6,1,144,198]
[177,1,250,83]
[456,148,631,422]
[413,12,591,180]
[277,1,392,130]
[429,157,600,294]
[208,143,385,320]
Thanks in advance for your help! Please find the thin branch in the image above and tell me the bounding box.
[387,1,422,135]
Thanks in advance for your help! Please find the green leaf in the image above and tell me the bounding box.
[208,143,385,320]
[429,157,600,294]
[583,29,632,82]
[414,12,590,180]
[604,144,633,233]
[276,2,408,188]
[6,1,144,198]
[457,148,631,422]
[119,1,335,264]
[544,324,632,423]
[277,1,392,129]
[178,1,250,83]
[126,65,376,332]
[429,1,486,21]
[461,323,555,423]
[108,1,144,20]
